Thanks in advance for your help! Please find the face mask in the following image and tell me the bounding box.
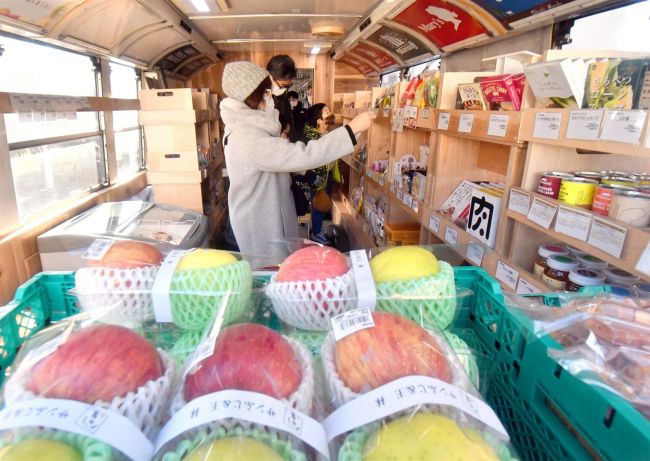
[263,94,275,111]
[290,100,298,108]
[271,86,287,96]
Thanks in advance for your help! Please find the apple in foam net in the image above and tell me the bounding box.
[88,240,162,269]
[26,325,164,403]
[184,323,302,402]
[276,246,349,282]
[334,312,452,393]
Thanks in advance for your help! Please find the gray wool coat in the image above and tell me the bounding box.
[220,98,355,267]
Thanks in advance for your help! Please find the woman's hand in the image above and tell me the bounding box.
[347,111,377,134]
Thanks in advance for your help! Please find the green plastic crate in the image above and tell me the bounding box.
[0,272,78,383]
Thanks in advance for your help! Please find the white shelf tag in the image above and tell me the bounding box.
[554,207,592,241]
[429,214,441,233]
[508,189,531,215]
[566,110,603,141]
[383,108,389,117]
[600,110,647,144]
[487,114,509,137]
[422,108,430,119]
[444,226,458,244]
[438,112,450,130]
[527,198,558,229]
[587,217,627,258]
[533,112,562,140]
[466,243,485,266]
[635,241,650,277]
[516,278,543,295]
[458,113,474,133]
[496,261,519,290]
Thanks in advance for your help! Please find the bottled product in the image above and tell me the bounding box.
[543,255,579,290]
[534,244,569,278]
[603,268,640,286]
[577,254,608,271]
[565,268,606,292]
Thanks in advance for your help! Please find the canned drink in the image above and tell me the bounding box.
[602,176,639,187]
[558,177,598,208]
[629,174,650,186]
[598,171,631,177]
[592,184,636,216]
[537,172,574,199]
[572,171,603,182]
[609,190,650,227]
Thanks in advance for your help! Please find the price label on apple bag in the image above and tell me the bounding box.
[154,390,330,459]
[81,239,114,261]
[323,376,509,442]
[0,399,153,461]
[151,250,187,322]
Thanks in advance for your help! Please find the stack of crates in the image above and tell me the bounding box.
[384,221,421,246]
[139,88,211,213]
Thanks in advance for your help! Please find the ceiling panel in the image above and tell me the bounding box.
[215,41,325,53]
[171,0,378,16]
[339,55,378,77]
[122,27,188,63]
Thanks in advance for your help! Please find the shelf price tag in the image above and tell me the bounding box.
[599,110,647,144]
[421,108,430,119]
[587,217,627,258]
[458,114,474,133]
[383,107,389,117]
[392,108,405,133]
[466,243,485,266]
[516,278,543,295]
[533,112,562,140]
[487,114,509,137]
[428,214,440,233]
[444,226,458,244]
[438,112,450,130]
[495,261,519,290]
[554,206,592,241]
[508,189,531,215]
[389,183,395,193]
[635,241,650,277]
[403,193,412,207]
[527,198,558,229]
[396,188,404,200]
[411,200,419,213]
[566,110,603,141]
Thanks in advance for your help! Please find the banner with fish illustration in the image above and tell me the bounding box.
[366,26,431,63]
[351,43,399,70]
[392,0,488,49]
[471,0,574,24]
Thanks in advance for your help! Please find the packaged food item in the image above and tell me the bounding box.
[524,58,588,108]
[558,177,597,208]
[609,190,650,227]
[566,269,606,292]
[534,244,570,278]
[543,255,579,290]
[586,59,649,110]
[602,176,639,187]
[478,74,521,111]
[572,171,603,182]
[537,172,574,199]
[577,254,608,271]
[457,83,488,110]
[603,268,640,286]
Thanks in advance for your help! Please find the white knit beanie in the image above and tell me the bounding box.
[222,61,270,102]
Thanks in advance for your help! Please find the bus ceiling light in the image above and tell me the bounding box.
[310,47,321,55]
[189,0,210,13]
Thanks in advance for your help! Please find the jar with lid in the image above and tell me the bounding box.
[603,268,640,286]
[534,244,569,278]
[577,254,608,271]
[566,269,606,292]
[543,255,579,290]
[564,244,584,257]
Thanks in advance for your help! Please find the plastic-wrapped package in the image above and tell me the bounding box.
[154,320,329,461]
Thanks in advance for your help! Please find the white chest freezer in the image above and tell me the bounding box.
[37,201,208,271]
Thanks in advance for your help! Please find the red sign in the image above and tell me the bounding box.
[339,58,376,77]
[351,43,397,70]
[394,0,488,48]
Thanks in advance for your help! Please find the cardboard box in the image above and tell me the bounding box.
[144,125,197,152]
[147,170,203,185]
[151,183,203,213]
[139,110,205,126]
[146,150,200,172]
[139,89,195,111]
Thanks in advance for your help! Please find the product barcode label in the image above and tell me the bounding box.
[331,307,375,341]
[81,239,115,261]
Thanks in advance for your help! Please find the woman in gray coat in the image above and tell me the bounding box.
[220,61,374,266]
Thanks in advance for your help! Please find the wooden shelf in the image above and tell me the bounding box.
[519,108,650,158]
[388,188,421,221]
[340,154,365,174]
[0,92,139,113]
[364,168,387,190]
[506,188,650,280]
[435,109,523,146]
[332,195,375,250]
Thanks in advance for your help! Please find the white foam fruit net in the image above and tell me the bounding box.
[5,350,176,440]
[169,261,253,330]
[171,336,315,417]
[75,266,158,323]
[265,270,357,331]
[374,261,457,331]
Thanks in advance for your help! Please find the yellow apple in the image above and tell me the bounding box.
[184,437,284,461]
[0,439,83,461]
[370,246,440,283]
[175,249,238,272]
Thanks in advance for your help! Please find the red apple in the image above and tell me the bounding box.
[276,246,349,282]
[88,241,162,269]
[334,312,452,393]
[184,323,302,402]
[26,325,164,403]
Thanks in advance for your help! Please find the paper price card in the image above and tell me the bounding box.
[466,243,485,266]
[458,114,475,133]
[383,108,389,117]
[495,261,519,290]
[444,226,458,244]
[412,200,419,213]
[429,214,441,233]
[421,108,430,120]
[533,112,562,140]
[516,278,543,295]
[587,217,627,258]
[488,114,509,137]
[392,108,405,133]
[600,110,647,144]
[396,188,404,200]
[0,399,153,461]
[527,198,558,229]
[438,112,450,130]
[323,376,509,443]
[155,390,330,459]
[554,207,592,242]
[566,110,604,141]
[508,189,531,215]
